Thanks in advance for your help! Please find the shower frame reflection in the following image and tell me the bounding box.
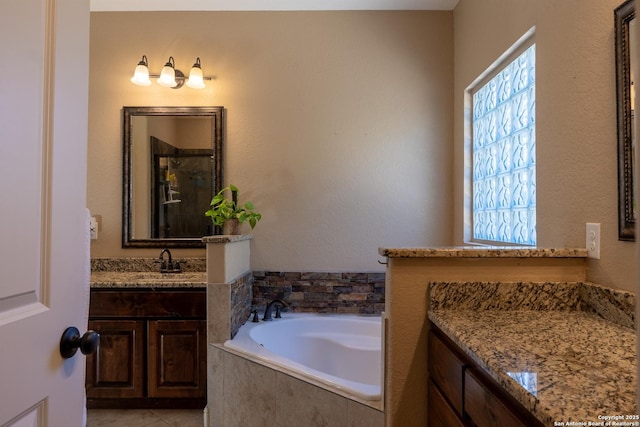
[615,0,636,241]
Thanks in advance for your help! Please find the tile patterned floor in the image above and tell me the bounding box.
[86,409,204,427]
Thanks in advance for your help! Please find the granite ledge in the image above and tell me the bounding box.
[202,234,253,244]
[378,246,587,258]
[91,257,206,272]
[429,281,636,329]
[90,271,207,289]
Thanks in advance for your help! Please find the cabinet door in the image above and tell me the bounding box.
[148,320,207,398]
[429,331,466,414]
[428,379,466,427]
[464,369,526,427]
[86,320,145,398]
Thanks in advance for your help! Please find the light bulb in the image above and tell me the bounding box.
[130,55,151,86]
[187,57,206,89]
[157,57,177,88]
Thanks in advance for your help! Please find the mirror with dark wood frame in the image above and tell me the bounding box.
[122,106,224,248]
[615,0,636,241]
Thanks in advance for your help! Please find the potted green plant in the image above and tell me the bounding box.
[205,184,262,234]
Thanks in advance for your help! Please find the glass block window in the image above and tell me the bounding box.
[471,43,536,245]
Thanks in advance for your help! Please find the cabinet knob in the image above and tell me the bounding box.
[59,327,100,359]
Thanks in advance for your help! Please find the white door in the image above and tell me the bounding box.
[0,0,90,426]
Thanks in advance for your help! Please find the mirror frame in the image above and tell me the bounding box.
[122,106,225,248]
[615,0,635,241]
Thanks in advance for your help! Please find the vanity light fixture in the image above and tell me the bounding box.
[130,55,212,89]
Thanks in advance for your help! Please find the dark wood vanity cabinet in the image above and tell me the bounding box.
[86,289,207,409]
[428,324,543,427]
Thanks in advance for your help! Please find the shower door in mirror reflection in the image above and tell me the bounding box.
[123,106,224,248]
[148,136,213,238]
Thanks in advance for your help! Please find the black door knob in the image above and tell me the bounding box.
[59,327,100,359]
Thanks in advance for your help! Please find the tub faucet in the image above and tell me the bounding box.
[262,299,288,321]
[157,248,181,273]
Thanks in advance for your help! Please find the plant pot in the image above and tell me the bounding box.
[223,219,241,235]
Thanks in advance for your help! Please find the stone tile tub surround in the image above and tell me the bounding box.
[252,271,385,315]
[203,237,386,426]
[209,344,384,427]
[208,271,253,341]
[429,281,637,426]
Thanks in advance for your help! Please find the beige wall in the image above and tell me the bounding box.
[87,11,454,270]
[453,0,637,292]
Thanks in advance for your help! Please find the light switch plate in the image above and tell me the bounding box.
[90,216,98,240]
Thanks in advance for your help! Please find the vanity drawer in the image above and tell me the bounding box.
[464,369,526,427]
[89,290,206,318]
[428,329,466,414]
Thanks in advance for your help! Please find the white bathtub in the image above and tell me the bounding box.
[224,313,382,401]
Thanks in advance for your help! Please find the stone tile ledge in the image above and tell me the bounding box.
[378,246,587,258]
[202,234,253,244]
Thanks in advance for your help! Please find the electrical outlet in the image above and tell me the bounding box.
[586,223,600,259]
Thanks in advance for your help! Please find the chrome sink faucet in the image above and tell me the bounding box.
[262,299,288,321]
[157,248,181,273]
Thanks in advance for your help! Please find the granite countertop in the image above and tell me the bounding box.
[428,282,637,426]
[91,271,207,288]
[379,246,588,258]
[202,234,253,243]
